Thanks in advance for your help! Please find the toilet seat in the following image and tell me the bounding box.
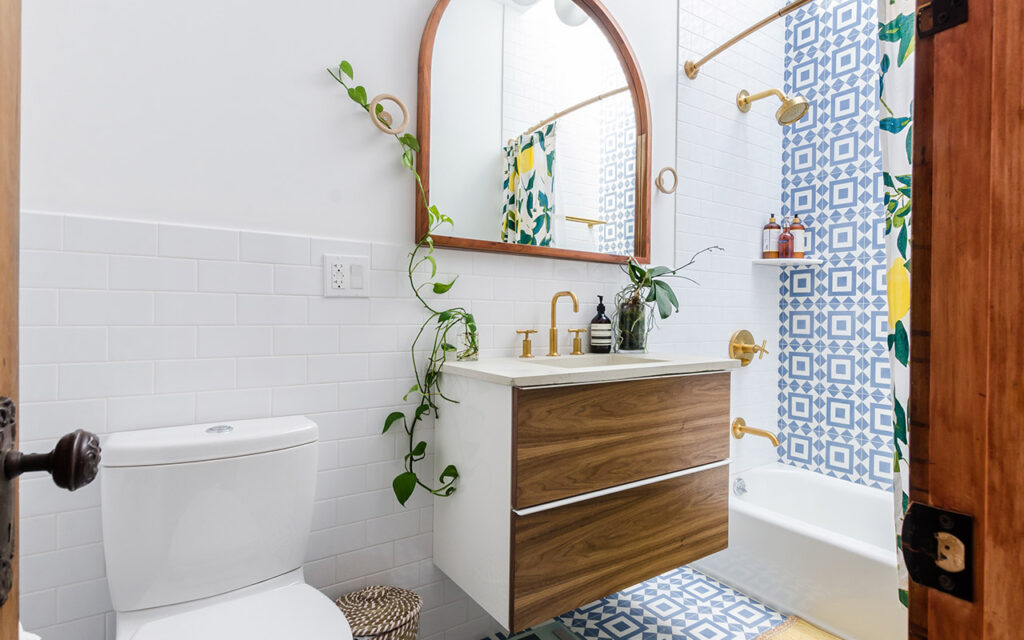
[129,582,353,640]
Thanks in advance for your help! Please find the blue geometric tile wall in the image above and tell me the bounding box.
[777,0,893,491]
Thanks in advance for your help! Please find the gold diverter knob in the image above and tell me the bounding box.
[517,330,538,359]
[728,329,769,367]
[569,329,588,356]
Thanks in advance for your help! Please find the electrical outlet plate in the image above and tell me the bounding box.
[322,254,370,298]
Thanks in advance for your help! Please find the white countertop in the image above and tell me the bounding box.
[441,353,739,387]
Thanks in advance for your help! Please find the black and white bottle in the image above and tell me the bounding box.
[589,296,612,354]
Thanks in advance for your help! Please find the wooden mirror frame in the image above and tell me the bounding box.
[416,0,652,265]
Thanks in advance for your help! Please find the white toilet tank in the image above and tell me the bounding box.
[100,416,318,613]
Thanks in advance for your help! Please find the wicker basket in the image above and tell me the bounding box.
[336,585,422,640]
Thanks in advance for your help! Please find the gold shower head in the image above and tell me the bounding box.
[737,88,810,126]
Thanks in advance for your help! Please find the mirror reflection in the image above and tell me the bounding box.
[430,0,637,256]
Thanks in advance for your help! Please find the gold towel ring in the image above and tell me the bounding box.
[655,167,678,194]
[368,93,410,135]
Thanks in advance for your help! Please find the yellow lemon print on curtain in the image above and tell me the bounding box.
[518,145,535,174]
[887,261,910,328]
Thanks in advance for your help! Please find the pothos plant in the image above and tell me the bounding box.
[614,246,722,350]
[328,59,478,507]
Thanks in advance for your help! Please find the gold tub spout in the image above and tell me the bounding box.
[731,418,780,447]
[548,291,579,356]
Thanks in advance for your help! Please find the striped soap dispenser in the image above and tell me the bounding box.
[589,296,612,354]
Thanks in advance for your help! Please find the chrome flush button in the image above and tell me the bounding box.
[206,425,234,434]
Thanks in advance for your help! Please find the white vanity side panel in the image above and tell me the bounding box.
[433,375,512,628]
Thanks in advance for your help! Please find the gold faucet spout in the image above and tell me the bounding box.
[731,418,781,447]
[548,291,579,356]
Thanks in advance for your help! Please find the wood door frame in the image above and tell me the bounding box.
[910,0,1024,636]
[0,0,19,636]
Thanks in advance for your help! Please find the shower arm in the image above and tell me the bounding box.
[738,88,786,107]
[683,0,814,80]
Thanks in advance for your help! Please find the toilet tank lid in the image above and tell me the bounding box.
[101,416,318,467]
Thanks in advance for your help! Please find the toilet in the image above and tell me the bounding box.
[100,416,353,640]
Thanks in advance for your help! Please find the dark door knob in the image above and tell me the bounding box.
[3,429,101,491]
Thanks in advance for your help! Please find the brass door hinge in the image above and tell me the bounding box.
[918,0,968,38]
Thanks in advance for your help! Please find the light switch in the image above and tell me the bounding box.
[323,254,370,297]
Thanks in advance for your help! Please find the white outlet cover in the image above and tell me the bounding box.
[322,254,370,298]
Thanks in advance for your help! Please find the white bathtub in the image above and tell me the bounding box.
[693,463,907,640]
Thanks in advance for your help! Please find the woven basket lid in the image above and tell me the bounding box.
[336,585,422,635]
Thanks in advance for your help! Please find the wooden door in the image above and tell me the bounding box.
[0,0,18,637]
[909,0,1024,637]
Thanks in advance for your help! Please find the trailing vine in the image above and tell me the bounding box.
[328,59,478,506]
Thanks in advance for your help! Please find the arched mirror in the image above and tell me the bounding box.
[417,0,651,264]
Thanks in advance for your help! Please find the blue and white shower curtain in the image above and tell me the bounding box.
[878,0,914,607]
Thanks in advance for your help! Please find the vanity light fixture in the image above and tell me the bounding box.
[554,0,589,26]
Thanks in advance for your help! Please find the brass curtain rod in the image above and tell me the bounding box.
[515,85,629,140]
[683,0,814,79]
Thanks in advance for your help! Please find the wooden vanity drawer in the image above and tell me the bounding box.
[512,373,730,509]
[509,465,729,631]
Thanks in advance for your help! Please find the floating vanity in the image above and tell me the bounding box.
[433,354,739,631]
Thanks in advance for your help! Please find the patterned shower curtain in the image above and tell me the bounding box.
[878,0,915,607]
[502,123,556,246]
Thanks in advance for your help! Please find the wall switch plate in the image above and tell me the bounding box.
[323,254,370,297]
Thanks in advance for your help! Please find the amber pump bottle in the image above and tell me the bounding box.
[589,296,612,354]
[762,214,781,259]
[790,214,807,258]
[778,223,794,259]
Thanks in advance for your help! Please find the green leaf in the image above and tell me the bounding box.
[347,85,367,106]
[339,60,354,80]
[438,310,453,323]
[878,12,915,65]
[441,342,456,352]
[439,464,459,483]
[402,383,420,401]
[880,116,911,134]
[392,472,418,506]
[424,255,437,277]
[414,403,430,421]
[653,280,679,316]
[411,441,427,457]
[883,172,895,188]
[627,260,646,285]
[894,397,907,445]
[648,266,672,278]
[893,320,910,366]
[433,279,456,294]
[382,411,405,434]
[402,149,414,170]
[895,174,912,187]
[897,223,908,256]
[399,134,421,152]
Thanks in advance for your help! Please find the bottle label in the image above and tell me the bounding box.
[590,324,612,346]
[762,229,780,252]
[791,229,807,254]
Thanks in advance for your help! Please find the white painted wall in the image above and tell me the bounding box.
[16,1,783,639]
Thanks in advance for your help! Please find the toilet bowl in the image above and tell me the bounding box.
[100,416,352,640]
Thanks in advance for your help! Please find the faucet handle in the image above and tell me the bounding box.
[516,329,538,359]
[568,329,587,356]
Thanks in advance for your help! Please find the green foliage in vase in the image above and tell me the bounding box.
[328,60,478,507]
[613,247,721,348]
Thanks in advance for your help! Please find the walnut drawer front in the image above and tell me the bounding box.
[509,465,729,631]
[512,372,730,509]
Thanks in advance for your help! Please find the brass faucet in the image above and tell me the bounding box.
[548,291,579,356]
[731,418,780,447]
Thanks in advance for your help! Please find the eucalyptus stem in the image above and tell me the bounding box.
[332,59,473,506]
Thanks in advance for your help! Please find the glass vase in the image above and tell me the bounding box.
[617,301,647,352]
